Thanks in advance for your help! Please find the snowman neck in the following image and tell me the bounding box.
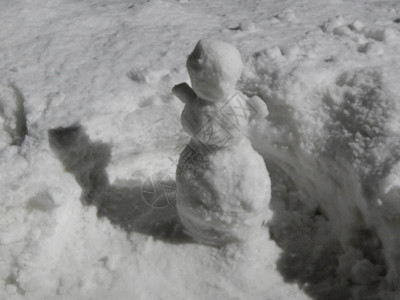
[198,90,237,104]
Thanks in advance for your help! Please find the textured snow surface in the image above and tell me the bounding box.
[2,0,400,299]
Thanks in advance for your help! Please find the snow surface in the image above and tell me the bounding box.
[2,0,400,299]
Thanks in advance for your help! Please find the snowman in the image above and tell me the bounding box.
[172,39,271,246]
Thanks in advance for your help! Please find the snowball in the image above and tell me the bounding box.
[186,39,243,102]
[176,138,271,246]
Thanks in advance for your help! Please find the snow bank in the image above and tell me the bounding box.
[244,13,400,299]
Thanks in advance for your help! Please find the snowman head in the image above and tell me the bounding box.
[186,39,243,102]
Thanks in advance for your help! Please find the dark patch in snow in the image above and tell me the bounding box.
[26,191,57,212]
[229,26,241,31]
[48,125,190,244]
[0,83,28,146]
[6,274,25,296]
[268,164,351,300]
[9,84,28,146]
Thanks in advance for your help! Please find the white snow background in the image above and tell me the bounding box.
[2,0,400,299]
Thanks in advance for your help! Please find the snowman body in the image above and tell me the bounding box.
[173,39,270,246]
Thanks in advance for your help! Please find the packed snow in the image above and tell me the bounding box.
[2,0,400,299]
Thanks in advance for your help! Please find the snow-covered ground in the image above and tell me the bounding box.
[2,0,400,299]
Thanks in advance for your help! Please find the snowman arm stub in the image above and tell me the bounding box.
[172,83,197,104]
[248,95,268,121]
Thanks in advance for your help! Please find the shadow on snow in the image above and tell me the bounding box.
[48,124,190,244]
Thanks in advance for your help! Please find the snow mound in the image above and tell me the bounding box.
[244,14,400,299]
